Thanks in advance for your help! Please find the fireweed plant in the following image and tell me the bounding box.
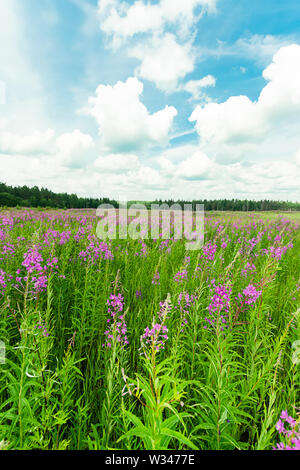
[0,208,299,450]
[273,409,300,450]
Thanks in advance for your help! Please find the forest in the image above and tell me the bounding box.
[0,181,300,211]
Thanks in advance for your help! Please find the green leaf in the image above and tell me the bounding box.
[161,427,199,450]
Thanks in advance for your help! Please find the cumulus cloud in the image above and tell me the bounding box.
[129,34,195,92]
[82,77,177,152]
[98,1,218,92]
[0,127,95,170]
[228,160,300,196]
[0,129,55,155]
[260,44,300,115]
[56,130,95,168]
[127,165,167,189]
[98,0,217,46]
[1,2,299,203]
[94,152,140,173]
[99,0,163,47]
[155,145,215,181]
[1,142,299,202]
[190,95,266,145]
[189,44,300,164]
[176,151,214,179]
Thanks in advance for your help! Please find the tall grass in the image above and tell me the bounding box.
[0,209,299,450]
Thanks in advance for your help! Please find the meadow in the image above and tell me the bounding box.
[0,208,299,450]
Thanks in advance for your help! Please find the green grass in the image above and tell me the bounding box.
[0,209,299,450]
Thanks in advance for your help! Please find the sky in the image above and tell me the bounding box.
[1,0,300,201]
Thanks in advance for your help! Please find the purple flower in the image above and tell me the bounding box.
[205,281,231,331]
[275,420,285,434]
[103,293,128,349]
[273,410,300,450]
[242,284,262,305]
[135,290,142,299]
[152,271,160,285]
[173,269,187,283]
[141,295,171,353]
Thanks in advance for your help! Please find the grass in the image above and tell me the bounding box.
[0,208,299,450]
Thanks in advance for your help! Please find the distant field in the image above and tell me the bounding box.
[0,208,299,450]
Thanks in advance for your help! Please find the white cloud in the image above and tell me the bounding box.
[98,0,217,46]
[94,152,140,173]
[294,148,300,166]
[127,165,167,189]
[1,3,300,203]
[155,146,215,181]
[179,74,216,100]
[98,1,217,92]
[160,0,217,22]
[82,77,177,151]
[235,34,300,66]
[189,44,300,164]
[228,160,300,196]
[0,127,95,170]
[0,0,49,132]
[129,34,195,92]
[199,34,300,66]
[190,95,266,145]
[56,130,95,168]
[1,143,299,202]
[260,44,300,114]
[99,1,163,48]
[0,129,55,155]
[176,151,213,179]
[156,155,176,175]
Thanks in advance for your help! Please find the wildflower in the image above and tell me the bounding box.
[22,247,43,274]
[173,269,187,283]
[152,271,160,285]
[241,262,256,278]
[205,280,231,331]
[175,292,196,331]
[134,239,148,257]
[32,275,48,293]
[242,284,262,305]
[0,269,8,295]
[273,410,300,450]
[34,323,49,337]
[103,293,128,349]
[275,420,285,434]
[78,241,113,263]
[141,295,171,353]
[201,241,217,262]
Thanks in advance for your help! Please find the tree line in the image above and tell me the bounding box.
[0,181,300,211]
[0,182,118,209]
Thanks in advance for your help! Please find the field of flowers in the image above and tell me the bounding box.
[0,208,299,451]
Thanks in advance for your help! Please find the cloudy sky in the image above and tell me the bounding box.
[1,0,300,201]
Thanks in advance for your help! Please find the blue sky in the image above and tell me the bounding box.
[1,0,300,201]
